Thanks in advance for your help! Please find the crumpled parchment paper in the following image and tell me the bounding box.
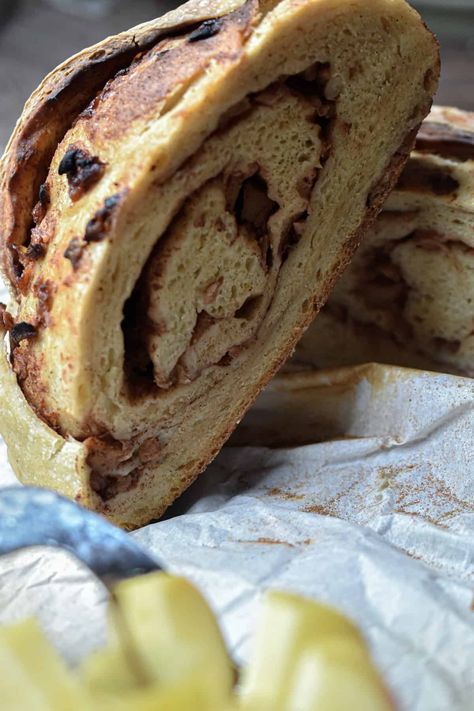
[0,281,473,711]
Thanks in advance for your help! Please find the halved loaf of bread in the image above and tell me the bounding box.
[0,0,438,527]
[293,107,474,376]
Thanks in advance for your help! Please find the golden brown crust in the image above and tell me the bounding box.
[0,0,248,286]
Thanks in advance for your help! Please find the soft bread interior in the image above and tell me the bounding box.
[1,0,438,527]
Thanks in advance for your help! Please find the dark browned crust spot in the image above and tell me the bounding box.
[10,229,49,293]
[396,156,459,197]
[12,260,24,280]
[32,182,51,225]
[10,322,37,346]
[84,193,122,242]
[188,19,223,42]
[17,263,35,295]
[58,147,106,201]
[58,148,82,175]
[80,4,254,145]
[64,237,85,269]
[1,1,258,288]
[25,243,46,261]
[38,182,50,205]
[0,304,14,331]
[416,121,474,162]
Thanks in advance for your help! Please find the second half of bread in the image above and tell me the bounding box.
[293,107,474,376]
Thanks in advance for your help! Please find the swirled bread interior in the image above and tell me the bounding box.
[0,0,438,526]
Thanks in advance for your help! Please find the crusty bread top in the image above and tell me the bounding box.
[0,0,247,289]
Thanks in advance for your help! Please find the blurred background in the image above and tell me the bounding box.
[0,0,473,152]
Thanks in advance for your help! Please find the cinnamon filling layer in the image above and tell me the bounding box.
[397,158,459,196]
[335,221,473,363]
[122,70,334,399]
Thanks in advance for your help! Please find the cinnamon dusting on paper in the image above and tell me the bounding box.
[300,463,474,531]
[236,537,313,548]
[303,479,360,518]
[392,471,474,528]
[258,537,295,547]
[266,486,304,501]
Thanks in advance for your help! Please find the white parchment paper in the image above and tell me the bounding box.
[0,280,473,710]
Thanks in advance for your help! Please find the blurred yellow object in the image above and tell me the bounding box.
[0,619,89,710]
[240,592,394,711]
[88,675,226,711]
[283,639,394,711]
[0,577,394,710]
[108,572,234,696]
[80,645,138,695]
[241,592,362,699]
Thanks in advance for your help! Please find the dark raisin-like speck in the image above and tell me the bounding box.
[64,237,84,270]
[10,322,37,346]
[58,149,79,175]
[85,193,121,242]
[25,243,45,260]
[188,19,222,42]
[38,182,50,205]
[58,147,106,201]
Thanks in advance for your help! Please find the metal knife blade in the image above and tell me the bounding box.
[0,486,161,587]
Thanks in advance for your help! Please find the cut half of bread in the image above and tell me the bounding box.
[0,0,438,527]
[293,107,474,377]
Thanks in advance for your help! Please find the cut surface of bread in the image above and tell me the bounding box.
[293,106,474,377]
[0,0,438,527]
